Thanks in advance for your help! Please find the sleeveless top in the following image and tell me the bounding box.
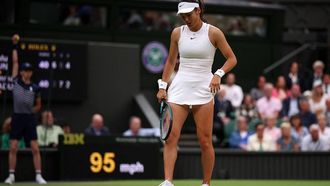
[167,22,217,105]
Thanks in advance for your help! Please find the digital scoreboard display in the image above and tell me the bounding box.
[59,135,161,180]
[0,38,87,101]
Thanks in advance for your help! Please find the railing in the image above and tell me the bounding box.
[134,93,159,128]
[263,42,329,75]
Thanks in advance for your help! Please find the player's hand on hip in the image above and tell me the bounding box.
[209,75,221,94]
[157,89,167,103]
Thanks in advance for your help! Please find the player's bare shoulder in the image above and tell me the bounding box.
[171,27,181,42]
[208,24,225,46]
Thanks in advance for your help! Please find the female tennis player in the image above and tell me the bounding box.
[156,1,237,186]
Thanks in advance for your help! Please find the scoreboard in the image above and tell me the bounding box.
[0,38,87,101]
[59,135,162,180]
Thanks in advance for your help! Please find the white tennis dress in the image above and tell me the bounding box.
[167,22,216,105]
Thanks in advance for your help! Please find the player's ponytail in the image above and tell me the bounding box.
[196,0,207,22]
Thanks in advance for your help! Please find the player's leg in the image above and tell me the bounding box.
[8,140,19,171]
[192,100,215,185]
[4,140,19,184]
[163,103,189,183]
[30,140,41,171]
[26,115,47,184]
[5,114,24,184]
[30,140,46,184]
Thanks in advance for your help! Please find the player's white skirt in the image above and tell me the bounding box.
[167,65,214,105]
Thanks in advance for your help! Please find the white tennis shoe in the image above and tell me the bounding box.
[36,174,47,184]
[159,180,174,186]
[201,184,209,186]
[4,175,15,185]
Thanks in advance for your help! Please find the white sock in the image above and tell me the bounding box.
[9,170,15,177]
[36,170,42,176]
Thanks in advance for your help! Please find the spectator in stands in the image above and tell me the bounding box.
[63,5,81,26]
[247,123,276,151]
[305,60,325,90]
[290,114,309,146]
[299,98,317,128]
[1,117,25,150]
[237,94,258,122]
[256,83,282,119]
[0,70,2,96]
[37,111,64,147]
[285,62,304,90]
[123,116,159,137]
[281,84,302,119]
[309,80,328,115]
[263,115,281,142]
[229,116,253,150]
[214,89,235,125]
[84,113,109,136]
[228,19,246,36]
[126,10,144,29]
[317,114,330,141]
[322,74,330,96]
[60,122,71,134]
[272,75,289,101]
[222,73,243,108]
[326,98,330,126]
[277,122,299,151]
[250,75,266,101]
[301,124,329,151]
[214,89,234,142]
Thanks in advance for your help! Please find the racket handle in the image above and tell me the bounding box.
[159,101,164,114]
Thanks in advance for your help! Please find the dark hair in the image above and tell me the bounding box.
[289,114,301,125]
[180,0,206,22]
[254,122,264,130]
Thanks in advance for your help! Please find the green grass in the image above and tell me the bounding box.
[5,180,330,186]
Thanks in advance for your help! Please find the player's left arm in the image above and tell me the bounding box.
[209,26,237,93]
[211,26,237,73]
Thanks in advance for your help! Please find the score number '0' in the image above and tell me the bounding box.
[90,152,116,173]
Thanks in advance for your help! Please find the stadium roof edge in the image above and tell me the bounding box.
[135,0,285,10]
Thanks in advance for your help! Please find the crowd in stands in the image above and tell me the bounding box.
[1,59,330,152]
[0,112,158,149]
[216,60,330,151]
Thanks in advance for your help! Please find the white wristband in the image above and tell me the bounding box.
[158,79,168,90]
[214,69,225,78]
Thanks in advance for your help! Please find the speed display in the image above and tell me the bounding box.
[0,38,87,101]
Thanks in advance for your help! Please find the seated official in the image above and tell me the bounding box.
[247,123,276,151]
[84,113,110,136]
[123,116,160,137]
[228,116,253,150]
[37,111,64,147]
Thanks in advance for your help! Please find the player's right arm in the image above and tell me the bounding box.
[156,27,180,102]
[11,34,20,78]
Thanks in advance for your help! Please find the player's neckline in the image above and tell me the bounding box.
[187,22,205,33]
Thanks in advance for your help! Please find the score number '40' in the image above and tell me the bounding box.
[90,152,116,173]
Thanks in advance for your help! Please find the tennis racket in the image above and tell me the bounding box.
[159,101,173,141]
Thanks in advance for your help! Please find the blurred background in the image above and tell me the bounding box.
[0,0,330,183]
